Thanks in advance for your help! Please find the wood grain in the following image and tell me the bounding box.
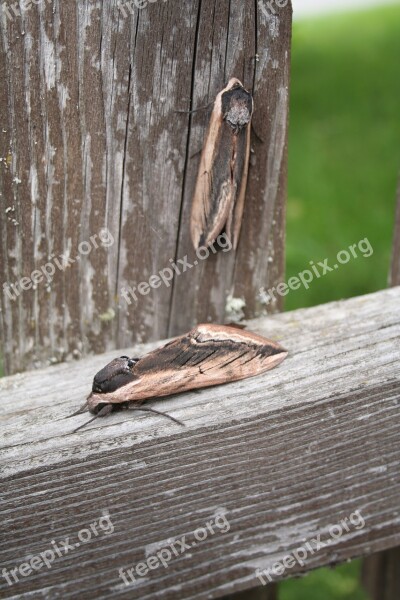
[390,179,400,286]
[0,0,292,375]
[361,177,400,600]
[1,288,399,599]
[168,0,293,333]
[362,547,400,600]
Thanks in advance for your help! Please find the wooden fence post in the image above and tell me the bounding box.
[222,583,278,600]
[362,547,400,600]
[361,179,400,600]
[223,586,277,600]
[0,0,292,375]
[389,178,400,286]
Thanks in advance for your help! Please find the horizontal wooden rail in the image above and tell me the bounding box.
[1,288,399,599]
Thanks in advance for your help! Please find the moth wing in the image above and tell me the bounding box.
[190,101,252,250]
[97,325,287,405]
[87,324,287,412]
[229,123,252,247]
[190,105,236,249]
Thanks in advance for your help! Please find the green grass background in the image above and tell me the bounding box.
[280,559,368,600]
[280,3,399,599]
[285,2,400,311]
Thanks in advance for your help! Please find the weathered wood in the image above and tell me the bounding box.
[223,587,277,600]
[0,0,292,375]
[361,178,400,600]
[1,288,399,599]
[362,547,400,600]
[168,1,292,334]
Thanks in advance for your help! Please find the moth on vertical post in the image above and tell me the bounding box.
[71,324,287,432]
[190,78,254,250]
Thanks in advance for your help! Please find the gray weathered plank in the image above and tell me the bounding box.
[361,177,400,600]
[0,0,292,375]
[1,288,399,599]
[168,1,292,334]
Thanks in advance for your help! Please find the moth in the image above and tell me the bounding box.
[72,324,287,432]
[190,78,254,251]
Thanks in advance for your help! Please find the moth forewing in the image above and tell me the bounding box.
[231,122,252,244]
[85,324,287,416]
[190,78,254,250]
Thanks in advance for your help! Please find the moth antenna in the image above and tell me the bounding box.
[72,414,100,433]
[174,102,213,115]
[65,401,89,419]
[72,404,113,433]
[129,406,185,426]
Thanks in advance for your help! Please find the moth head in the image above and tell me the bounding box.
[86,356,139,414]
[92,356,138,393]
[221,79,253,135]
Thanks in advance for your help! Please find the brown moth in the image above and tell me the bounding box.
[190,78,254,251]
[72,324,287,432]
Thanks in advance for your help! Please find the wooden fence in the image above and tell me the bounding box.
[0,0,291,374]
[1,1,399,599]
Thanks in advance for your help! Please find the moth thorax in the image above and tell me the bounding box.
[224,104,251,133]
[222,85,253,134]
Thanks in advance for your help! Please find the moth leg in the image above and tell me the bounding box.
[72,404,113,433]
[190,147,203,160]
[128,405,184,426]
[251,122,264,143]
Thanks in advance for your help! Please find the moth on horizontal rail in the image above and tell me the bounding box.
[71,324,287,432]
[190,78,254,251]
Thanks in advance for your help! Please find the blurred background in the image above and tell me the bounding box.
[286,0,400,312]
[282,0,399,598]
